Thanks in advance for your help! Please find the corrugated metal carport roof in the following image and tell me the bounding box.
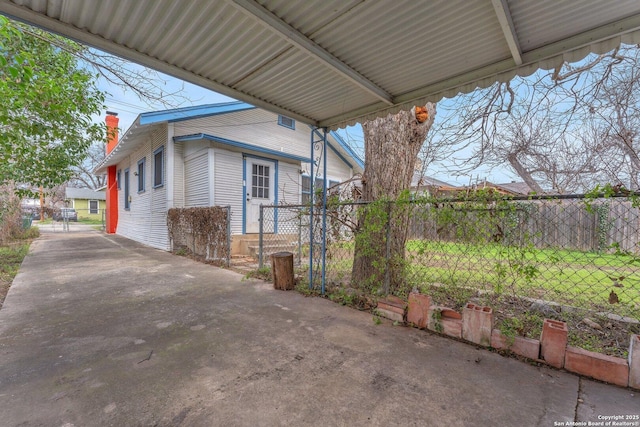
[2,0,640,129]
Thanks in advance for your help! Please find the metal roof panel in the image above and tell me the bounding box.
[4,0,640,129]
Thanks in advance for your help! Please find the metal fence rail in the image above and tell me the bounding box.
[260,195,640,355]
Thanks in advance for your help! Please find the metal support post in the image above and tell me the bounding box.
[259,204,264,269]
[310,127,328,294]
[226,205,232,268]
[321,128,328,295]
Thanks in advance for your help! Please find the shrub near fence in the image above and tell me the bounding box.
[167,206,231,266]
[260,193,640,356]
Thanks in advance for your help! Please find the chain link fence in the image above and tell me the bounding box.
[259,204,309,268]
[260,194,640,356]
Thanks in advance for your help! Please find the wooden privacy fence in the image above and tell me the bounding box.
[409,197,640,254]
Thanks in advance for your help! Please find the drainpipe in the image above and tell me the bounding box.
[105,111,119,234]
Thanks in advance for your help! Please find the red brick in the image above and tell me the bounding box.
[441,318,462,338]
[462,303,494,346]
[491,329,541,360]
[440,307,461,319]
[564,346,629,387]
[629,334,640,390]
[377,296,406,314]
[407,292,431,329]
[376,307,404,323]
[540,319,568,368]
[427,306,462,338]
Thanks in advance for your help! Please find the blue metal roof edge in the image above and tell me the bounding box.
[329,130,364,170]
[139,101,256,126]
[174,133,312,163]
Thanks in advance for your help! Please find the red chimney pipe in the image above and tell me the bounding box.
[105,111,119,234]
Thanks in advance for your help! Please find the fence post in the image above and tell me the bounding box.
[297,209,302,266]
[226,205,231,268]
[259,204,264,269]
[384,200,392,295]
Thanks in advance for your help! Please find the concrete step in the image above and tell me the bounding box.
[248,243,299,259]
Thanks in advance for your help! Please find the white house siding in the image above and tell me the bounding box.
[173,109,313,160]
[301,144,354,184]
[184,149,210,207]
[147,127,169,250]
[275,161,302,234]
[214,149,243,235]
[173,142,185,208]
[116,125,170,251]
[172,109,354,197]
[278,161,301,205]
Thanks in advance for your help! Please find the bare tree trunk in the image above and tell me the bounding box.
[352,104,436,294]
[507,154,545,193]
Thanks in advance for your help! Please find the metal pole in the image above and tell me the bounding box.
[226,205,231,268]
[321,128,328,295]
[259,204,264,269]
[309,129,314,289]
[297,209,302,267]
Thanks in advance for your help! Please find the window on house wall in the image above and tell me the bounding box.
[117,169,121,190]
[89,200,98,214]
[124,169,130,210]
[301,175,325,204]
[277,115,295,130]
[153,146,164,188]
[137,157,145,193]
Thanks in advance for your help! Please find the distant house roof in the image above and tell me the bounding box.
[460,180,537,196]
[493,181,536,195]
[410,173,458,193]
[95,101,364,174]
[65,187,106,201]
[411,173,454,188]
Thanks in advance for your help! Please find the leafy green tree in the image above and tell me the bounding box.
[0,16,105,192]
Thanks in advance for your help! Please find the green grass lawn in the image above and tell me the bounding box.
[78,218,105,226]
[323,238,640,318]
[0,228,38,307]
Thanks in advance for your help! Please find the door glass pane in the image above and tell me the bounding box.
[251,163,270,200]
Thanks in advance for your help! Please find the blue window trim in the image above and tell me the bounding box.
[302,175,326,203]
[137,157,146,193]
[124,168,130,210]
[277,115,295,130]
[116,169,121,190]
[153,146,164,189]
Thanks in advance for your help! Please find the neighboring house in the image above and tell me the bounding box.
[95,102,364,253]
[410,173,458,197]
[65,187,106,220]
[460,180,537,196]
[491,181,537,196]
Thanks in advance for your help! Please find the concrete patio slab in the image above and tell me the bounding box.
[0,226,637,426]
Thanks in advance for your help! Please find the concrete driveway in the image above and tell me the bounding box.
[0,225,638,426]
